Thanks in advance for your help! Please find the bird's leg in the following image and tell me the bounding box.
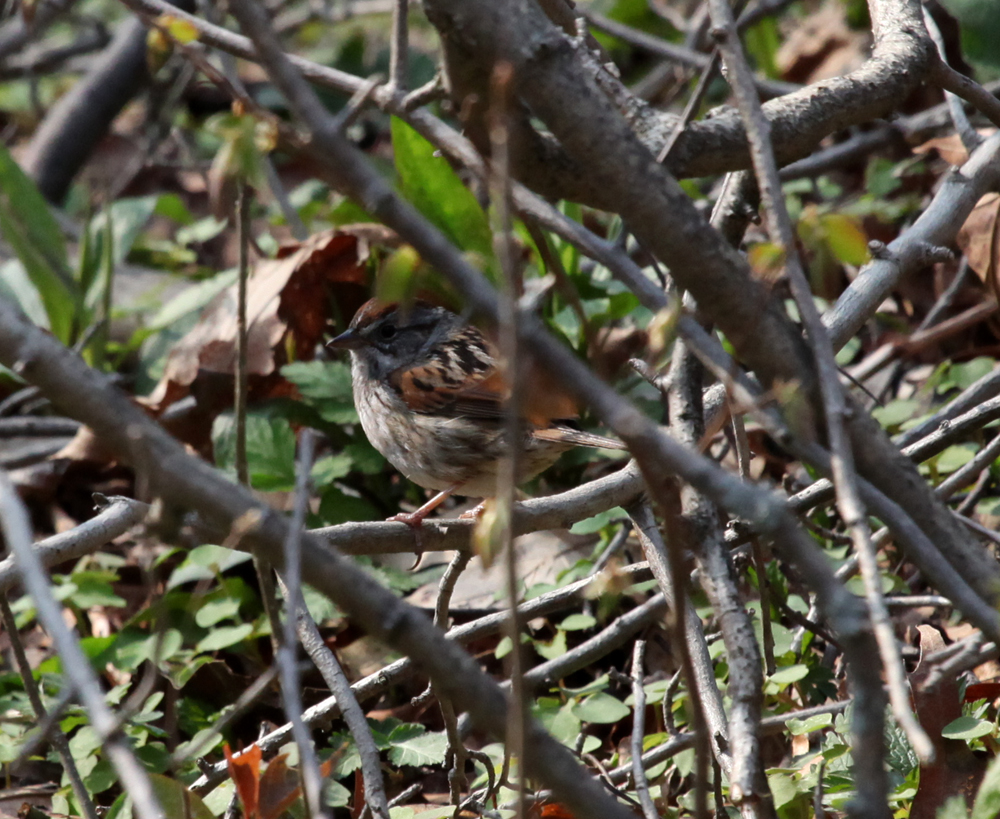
[388,486,457,529]
[389,485,461,569]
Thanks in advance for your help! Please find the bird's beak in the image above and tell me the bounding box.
[327,328,365,350]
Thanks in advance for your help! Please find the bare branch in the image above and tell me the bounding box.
[0,472,163,819]
[0,495,148,594]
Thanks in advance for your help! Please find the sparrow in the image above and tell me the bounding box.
[327,298,628,528]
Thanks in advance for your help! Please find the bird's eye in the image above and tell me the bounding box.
[378,324,397,340]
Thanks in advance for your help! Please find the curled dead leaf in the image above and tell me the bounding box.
[957,193,1000,304]
[144,228,381,446]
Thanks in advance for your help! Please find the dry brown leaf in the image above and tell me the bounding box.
[142,227,384,448]
[913,134,970,167]
[775,2,868,84]
[957,193,1000,304]
[225,744,263,819]
[909,626,988,819]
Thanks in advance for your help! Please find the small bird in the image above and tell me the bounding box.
[327,298,627,528]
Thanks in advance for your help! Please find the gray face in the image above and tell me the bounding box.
[350,303,463,380]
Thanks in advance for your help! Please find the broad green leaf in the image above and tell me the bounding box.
[973,751,1000,819]
[941,795,972,819]
[0,259,48,328]
[559,613,597,631]
[873,399,920,429]
[820,213,870,266]
[195,623,254,653]
[767,772,800,810]
[282,360,358,424]
[318,486,380,526]
[0,141,76,341]
[571,692,630,724]
[323,779,352,809]
[212,412,297,491]
[311,453,353,485]
[534,628,567,661]
[147,268,237,331]
[935,444,977,475]
[768,664,810,686]
[386,724,448,767]
[391,117,493,259]
[147,773,215,819]
[195,596,241,628]
[570,507,627,535]
[942,716,995,741]
[167,544,252,588]
[786,713,833,735]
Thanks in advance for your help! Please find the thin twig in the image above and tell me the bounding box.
[490,60,527,819]
[277,429,325,817]
[432,551,472,809]
[630,640,659,819]
[922,8,980,152]
[0,595,99,819]
[235,181,250,488]
[710,0,932,797]
[0,471,163,819]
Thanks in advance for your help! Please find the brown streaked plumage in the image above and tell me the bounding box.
[328,298,627,527]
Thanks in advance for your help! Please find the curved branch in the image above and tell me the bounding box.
[0,495,149,594]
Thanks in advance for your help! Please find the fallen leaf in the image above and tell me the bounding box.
[258,753,302,819]
[144,227,382,447]
[776,2,868,84]
[957,193,1000,304]
[913,134,970,166]
[909,626,988,819]
[225,744,263,819]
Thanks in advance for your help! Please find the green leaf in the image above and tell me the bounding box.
[391,117,493,259]
[942,716,995,741]
[318,486,380,526]
[571,692,630,724]
[768,664,810,686]
[570,507,627,535]
[872,399,920,429]
[941,794,972,819]
[212,412,297,491]
[534,628,567,661]
[559,613,597,631]
[147,773,215,819]
[0,259,48,328]
[282,360,358,424]
[195,595,241,628]
[63,570,126,608]
[167,544,252,588]
[195,623,254,653]
[82,196,159,308]
[386,724,448,767]
[935,444,977,475]
[820,213,870,266]
[311,453,354,485]
[0,141,76,342]
[786,713,833,735]
[973,751,1000,819]
[323,779,352,809]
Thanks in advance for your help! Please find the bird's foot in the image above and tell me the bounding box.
[458,501,487,521]
[387,510,429,529]
[386,511,428,570]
